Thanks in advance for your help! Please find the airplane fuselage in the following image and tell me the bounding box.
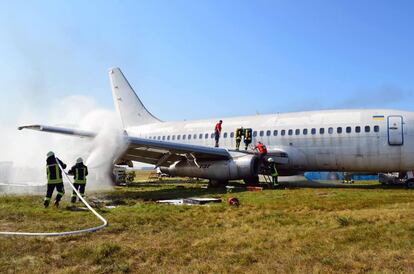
[126,109,414,174]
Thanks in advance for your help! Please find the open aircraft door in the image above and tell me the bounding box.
[388,115,404,146]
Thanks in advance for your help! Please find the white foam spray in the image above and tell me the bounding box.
[0,95,126,193]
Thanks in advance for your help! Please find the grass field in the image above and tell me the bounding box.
[1,180,414,273]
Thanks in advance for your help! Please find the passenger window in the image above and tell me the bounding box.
[188,134,192,140]
[295,129,300,135]
[374,125,380,132]
[199,133,203,139]
[210,133,214,139]
[193,134,197,139]
[266,130,271,136]
[260,131,264,137]
[337,127,342,134]
[172,135,175,140]
[320,128,325,134]
[281,130,286,136]
[205,133,209,139]
[346,127,352,133]
[365,126,370,133]
[253,131,257,137]
[273,130,278,136]
[167,136,170,140]
[230,132,234,138]
[157,136,161,140]
[224,132,228,138]
[183,135,186,140]
[177,135,181,140]
[311,128,316,135]
[162,136,166,140]
[328,127,333,134]
[288,129,293,136]
[355,126,361,133]
[303,129,308,135]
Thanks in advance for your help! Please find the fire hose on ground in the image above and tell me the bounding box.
[0,163,108,237]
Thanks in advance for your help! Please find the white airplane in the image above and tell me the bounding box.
[19,68,414,187]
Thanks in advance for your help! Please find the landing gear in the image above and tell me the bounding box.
[406,179,414,189]
[208,179,228,188]
[243,175,259,186]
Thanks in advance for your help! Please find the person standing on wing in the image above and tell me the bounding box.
[68,157,89,204]
[44,151,67,208]
[235,127,244,150]
[214,120,223,147]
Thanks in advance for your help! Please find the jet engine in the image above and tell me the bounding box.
[160,155,259,181]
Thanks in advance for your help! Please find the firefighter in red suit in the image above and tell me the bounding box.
[255,141,268,162]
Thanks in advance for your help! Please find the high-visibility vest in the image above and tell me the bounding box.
[235,128,243,140]
[244,128,252,141]
[74,167,87,184]
[47,164,63,184]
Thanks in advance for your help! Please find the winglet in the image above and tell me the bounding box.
[109,67,161,129]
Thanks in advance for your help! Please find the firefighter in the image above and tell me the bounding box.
[214,120,223,147]
[244,128,252,150]
[268,158,279,187]
[44,151,67,208]
[68,157,88,204]
[255,141,268,162]
[235,127,244,150]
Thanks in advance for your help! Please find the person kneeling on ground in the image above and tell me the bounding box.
[68,157,88,204]
[45,151,67,208]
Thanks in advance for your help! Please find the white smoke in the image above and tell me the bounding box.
[0,95,126,193]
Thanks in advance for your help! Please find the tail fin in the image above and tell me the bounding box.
[109,67,161,128]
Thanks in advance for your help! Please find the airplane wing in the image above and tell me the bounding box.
[18,125,96,138]
[18,124,232,167]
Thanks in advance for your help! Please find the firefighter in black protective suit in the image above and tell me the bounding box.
[243,128,252,150]
[235,127,244,150]
[44,151,67,208]
[68,157,89,204]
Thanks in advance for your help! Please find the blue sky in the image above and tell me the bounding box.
[0,0,413,123]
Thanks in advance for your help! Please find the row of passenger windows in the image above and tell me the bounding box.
[148,125,380,141]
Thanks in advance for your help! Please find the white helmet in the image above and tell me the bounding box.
[47,151,55,158]
[76,157,83,164]
[267,157,274,162]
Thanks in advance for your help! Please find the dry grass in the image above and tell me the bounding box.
[1,181,414,273]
